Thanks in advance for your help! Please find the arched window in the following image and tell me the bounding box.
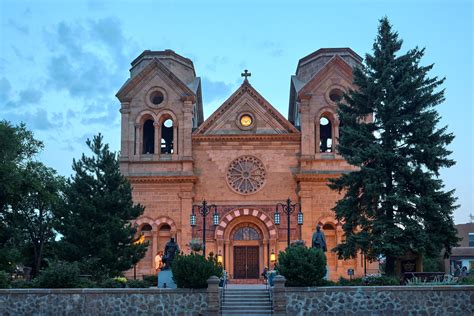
[319,116,333,153]
[161,119,174,154]
[159,224,171,233]
[233,226,260,240]
[141,223,152,232]
[142,119,155,154]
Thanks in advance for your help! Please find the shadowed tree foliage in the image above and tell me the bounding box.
[329,17,459,275]
[55,134,147,279]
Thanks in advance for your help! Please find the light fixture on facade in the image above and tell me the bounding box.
[213,209,220,226]
[217,251,223,264]
[190,212,196,227]
[297,210,303,225]
[270,250,276,262]
[274,211,280,225]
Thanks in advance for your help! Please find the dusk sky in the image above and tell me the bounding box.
[1,0,472,223]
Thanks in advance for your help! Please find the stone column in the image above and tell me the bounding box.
[272,275,287,316]
[224,240,230,273]
[179,187,194,253]
[173,124,178,157]
[134,123,141,157]
[153,122,160,156]
[299,97,314,157]
[336,224,344,275]
[206,276,220,315]
[182,98,194,159]
[298,183,314,245]
[152,230,158,273]
[119,104,130,159]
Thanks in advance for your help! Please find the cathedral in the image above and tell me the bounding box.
[116,48,377,281]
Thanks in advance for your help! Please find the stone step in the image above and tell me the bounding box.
[223,298,271,303]
[222,307,272,312]
[222,313,272,316]
[222,301,272,305]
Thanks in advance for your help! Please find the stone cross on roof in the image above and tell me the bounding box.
[241,69,251,82]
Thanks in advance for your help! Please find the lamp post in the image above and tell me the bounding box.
[190,200,219,257]
[274,198,303,247]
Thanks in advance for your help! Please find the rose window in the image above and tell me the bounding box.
[226,156,266,195]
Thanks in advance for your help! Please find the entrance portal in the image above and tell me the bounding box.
[234,246,259,279]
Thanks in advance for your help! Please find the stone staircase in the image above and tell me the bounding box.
[221,288,272,315]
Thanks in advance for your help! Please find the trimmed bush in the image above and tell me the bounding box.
[460,275,474,285]
[338,277,364,286]
[338,275,400,286]
[35,261,81,288]
[142,274,158,286]
[127,279,150,288]
[276,245,326,287]
[100,278,126,288]
[0,271,10,288]
[10,279,34,288]
[171,252,223,288]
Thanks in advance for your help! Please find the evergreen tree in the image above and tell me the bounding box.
[56,134,147,279]
[329,17,459,275]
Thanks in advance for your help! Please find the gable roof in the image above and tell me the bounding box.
[116,58,196,103]
[194,80,299,135]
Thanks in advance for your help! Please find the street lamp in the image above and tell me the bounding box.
[190,200,219,256]
[274,198,303,247]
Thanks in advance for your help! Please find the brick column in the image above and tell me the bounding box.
[272,275,287,316]
[179,187,194,253]
[206,276,220,315]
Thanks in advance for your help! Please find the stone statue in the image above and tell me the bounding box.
[312,225,327,252]
[162,237,180,270]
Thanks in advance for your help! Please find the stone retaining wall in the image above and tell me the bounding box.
[0,288,208,315]
[271,276,474,315]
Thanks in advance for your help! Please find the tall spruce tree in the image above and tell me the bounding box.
[56,134,147,279]
[329,17,459,275]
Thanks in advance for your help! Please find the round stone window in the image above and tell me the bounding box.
[150,90,164,105]
[329,88,343,103]
[226,156,266,195]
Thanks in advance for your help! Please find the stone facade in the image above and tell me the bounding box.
[116,48,378,280]
[271,277,474,316]
[0,288,208,315]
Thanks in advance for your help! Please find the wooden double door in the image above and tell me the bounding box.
[233,246,259,279]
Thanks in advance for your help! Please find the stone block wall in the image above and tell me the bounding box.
[0,288,208,316]
[274,285,474,315]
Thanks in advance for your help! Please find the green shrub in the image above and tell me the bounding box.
[423,255,444,272]
[35,262,81,288]
[0,271,10,288]
[127,279,150,288]
[10,279,35,288]
[100,278,126,288]
[276,245,326,287]
[171,252,223,288]
[142,274,158,286]
[78,278,97,288]
[460,275,474,285]
[338,277,364,286]
[365,275,400,286]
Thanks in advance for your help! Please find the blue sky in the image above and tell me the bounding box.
[0,0,472,223]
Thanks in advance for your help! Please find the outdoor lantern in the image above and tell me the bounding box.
[297,210,303,225]
[213,210,220,226]
[217,251,223,264]
[190,212,196,227]
[274,211,280,225]
[270,250,276,262]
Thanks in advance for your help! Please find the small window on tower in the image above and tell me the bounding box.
[329,88,343,103]
[150,91,164,105]
[320,116,333,153]
[161,119,174,154]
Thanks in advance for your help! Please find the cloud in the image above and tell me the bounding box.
[45,17,134,99]
[81,100,119,126]
[8,19,29,35]
[260,41,284,57]
[3,109,59,131]
[0,77,11,102]
[19,88,43,104]
[206,56,230,72]
[201,77,233,103]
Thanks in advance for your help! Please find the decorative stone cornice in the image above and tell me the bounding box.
[295,173,341,183]
[127,175,198,184]
[192,134,301,143]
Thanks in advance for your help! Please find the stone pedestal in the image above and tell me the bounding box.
[272,275,287,316]
[206,276,220,316]
[157,270,176,288]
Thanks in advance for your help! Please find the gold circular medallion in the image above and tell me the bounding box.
[240,115,252,127]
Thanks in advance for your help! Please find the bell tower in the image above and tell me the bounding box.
[115,50,202,273]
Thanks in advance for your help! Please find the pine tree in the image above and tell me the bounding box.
[56,134,147,279]
[329,17,459,275]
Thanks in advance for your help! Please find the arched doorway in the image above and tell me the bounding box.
[232,224,261,279]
